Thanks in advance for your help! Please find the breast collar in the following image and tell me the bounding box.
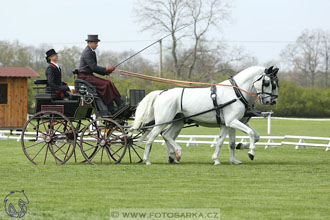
[229,76,249,110]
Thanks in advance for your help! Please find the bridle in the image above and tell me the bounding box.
[255,67,279,104]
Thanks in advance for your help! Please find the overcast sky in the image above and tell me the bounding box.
[1,0,329,64]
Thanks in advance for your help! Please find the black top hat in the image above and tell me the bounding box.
[45,49,58,63]
[85,34,101,42]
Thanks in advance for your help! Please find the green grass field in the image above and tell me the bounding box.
[0,119,330,220]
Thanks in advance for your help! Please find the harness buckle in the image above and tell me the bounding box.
[210,93,217,99]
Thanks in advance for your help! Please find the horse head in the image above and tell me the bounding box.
[253,66,279,105]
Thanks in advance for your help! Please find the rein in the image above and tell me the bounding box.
[117,69,259,98]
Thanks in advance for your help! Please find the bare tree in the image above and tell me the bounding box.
[319,30,330,87]
[281,29,322,87]
[135,0,231,78]
[184,0,230,78]
[135,0,188,77]
[58,46,81,81]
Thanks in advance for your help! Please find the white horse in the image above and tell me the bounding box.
[132,66,279,165]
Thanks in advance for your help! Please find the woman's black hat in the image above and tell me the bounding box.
[45,49,57,62]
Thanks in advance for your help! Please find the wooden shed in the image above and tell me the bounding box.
[0,67,39,129]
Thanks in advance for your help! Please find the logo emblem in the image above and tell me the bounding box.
[4,190,29,218]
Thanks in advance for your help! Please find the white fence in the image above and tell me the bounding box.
[153,135,330,151]
[2,130,329,151]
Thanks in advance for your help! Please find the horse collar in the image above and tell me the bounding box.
[229,76,249,109]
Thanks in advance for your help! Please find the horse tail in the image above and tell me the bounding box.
[132,90,161,130]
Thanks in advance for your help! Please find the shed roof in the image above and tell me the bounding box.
[0,67,40,78]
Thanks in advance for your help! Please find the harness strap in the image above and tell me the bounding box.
[141,98,237,129]
[181,88,185,112]
[229,76,249,109]
[210,85,221,125]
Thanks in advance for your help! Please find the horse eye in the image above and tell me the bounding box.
[263,79,270,87]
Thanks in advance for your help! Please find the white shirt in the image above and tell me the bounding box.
[89,46,96,52]
[51,62,60,69]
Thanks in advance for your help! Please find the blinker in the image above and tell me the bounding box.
[263,79,270,87]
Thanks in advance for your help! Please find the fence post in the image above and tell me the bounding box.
[295,138,307,149]
[267,111,273,135]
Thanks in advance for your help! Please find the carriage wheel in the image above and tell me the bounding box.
[21,111,76,165]
[80,118,127,164]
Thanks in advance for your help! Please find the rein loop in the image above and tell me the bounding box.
[117,69,259,98]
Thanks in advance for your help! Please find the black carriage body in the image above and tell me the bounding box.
[34,93,95,120]
[33,78,104,119]
[33,78,145,120]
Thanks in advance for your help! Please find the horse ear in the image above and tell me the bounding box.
[264,66,274,74]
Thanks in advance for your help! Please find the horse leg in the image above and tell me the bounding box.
[228,128,242,164]
[236,123,260,150]
[227,119,256,160]
[138,129,151,145]
[143,125,166,165]
[212,125,228,165]
[162,121,184,163]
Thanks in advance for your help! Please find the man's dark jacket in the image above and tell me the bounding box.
[79,46,107,75]
[78,46,120,104]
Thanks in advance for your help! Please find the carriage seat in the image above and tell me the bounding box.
[74,78,109,116]
[33,79,63,100]
[74,79,98,96]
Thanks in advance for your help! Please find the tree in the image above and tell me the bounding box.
[184,0,230,78]
[30,44,52,72]
[281,29,323,87]
[319,30,330,87]
[58,46,81,82]
[0,41,31,67]
[135,0,231,79]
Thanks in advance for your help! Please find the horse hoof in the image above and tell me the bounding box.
[230,160,243,165]
[214,160,221,166]
[168,157,175,164]
[236,143,242,149]
[175,150,181,161]
[248,153,254,160]
[145,161,152,165]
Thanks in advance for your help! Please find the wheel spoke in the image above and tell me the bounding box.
[100,147,104,164]
[53,120,64,134]
[53,142,67,155]
[105,147,113,164]
[31,143,47,161]
[43,145,49,165]
[64,144,72,161]
[82,142,99,152]
[132,143,145,150]
[131,145,143,161]
[88,146,102,162]
[109,145,124,157]
[128,147,132,163]
[25,141,44,149]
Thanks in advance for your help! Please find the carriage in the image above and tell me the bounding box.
[21,70,146,165]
